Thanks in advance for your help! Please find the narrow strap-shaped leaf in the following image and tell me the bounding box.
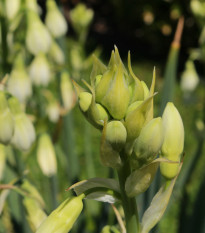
[140,163,182,233]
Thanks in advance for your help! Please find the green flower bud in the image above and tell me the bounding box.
[8,97,36,151]
[26,11,51,55]
[70,3,94,34]
[160,102,184,179]
[180,60,199,93]
[37,133,57,177]
[125,95,155,141]
[105,121,127,151]
[0,92,14,144]
[45,0,68,38]
[7,54,32,103]
[132,117,164,167]
[46,100,60,123]
[100,122,122,168]
[36,195,84,233]
[95,51,116,103]
[29,53,51,86]
[5,0,21,20]
[79,92,92,112]
[126,101,143,116]
[102,65,130,119]
[76,84,109,129]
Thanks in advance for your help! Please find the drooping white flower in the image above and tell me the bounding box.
[45,0,68,38]
[29,53,51,86]
[26,11,52,55]
[7,54,32,103]
[37,133,57,177]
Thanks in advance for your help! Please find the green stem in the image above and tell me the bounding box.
[117,155,140,233]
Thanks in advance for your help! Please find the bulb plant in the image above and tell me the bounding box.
[66,46,185,233]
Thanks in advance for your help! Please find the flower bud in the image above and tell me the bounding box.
[23,197,47,232]
[0,144,6,181]
[132,117,164,167]
[100,121,122,168]
[95,51,116,103]
[60,72,75,111]
[8,97,36,151]
[37,133,57,177]
[29,53,51,86]
[46,100,60,123]
[0,92,14,144]
[26,11,51,55]
[36,195,84,233]
[180,60,199,93]
[105,121,127,151]
[45,0,68,38]
[160,102,184,179]
[49,40,65,65]
[125,95,155,141]
[5,0,21,20]
[78,90,109,129]
[7,54,32,103]
[79,92,92,112]
[99,52,130,120]
[70,3,94,34]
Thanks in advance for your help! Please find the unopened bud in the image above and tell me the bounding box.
[125,95,155,141]
[5,0,21,20]
[99,49,130,120]
[70,3,94,34]
[26,11,51,55]
[29,53,51,86]
[105,121,127,151]
[7,54,32,103]
[45,0,68,38]
[132,117,164,167]
[36,195,84,233]
[37,133,57,177]
[180,60,199,93]
[8,97,36,151]
[160,102,184,179]
[0,92,14,144]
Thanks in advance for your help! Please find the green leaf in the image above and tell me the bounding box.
[125,162,159,197]
[140,175,178,233]
[67,177,121,203]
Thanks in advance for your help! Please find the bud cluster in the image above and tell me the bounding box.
[75,47,184,179]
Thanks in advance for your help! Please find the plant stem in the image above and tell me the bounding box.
[117,155,140,233]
